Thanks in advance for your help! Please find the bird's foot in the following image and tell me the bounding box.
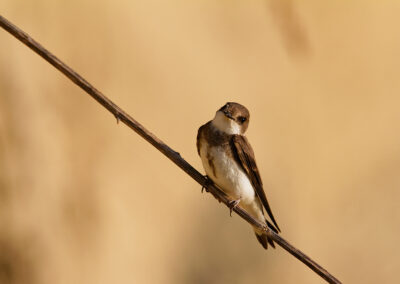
[228,199,241,216]
[201,175,212,193]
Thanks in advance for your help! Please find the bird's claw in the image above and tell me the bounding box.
[201,175,212,193]
[228,199,240,216]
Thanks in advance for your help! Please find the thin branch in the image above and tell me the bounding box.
[0,15,341,284]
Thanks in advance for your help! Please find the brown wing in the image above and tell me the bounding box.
[231,135,280,232]
[196,123,206,156]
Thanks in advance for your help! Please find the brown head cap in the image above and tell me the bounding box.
[218,102,250,133]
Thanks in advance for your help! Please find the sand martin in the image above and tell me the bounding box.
[197,102,280,249]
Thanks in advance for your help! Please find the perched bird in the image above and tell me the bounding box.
[197,102,280,249]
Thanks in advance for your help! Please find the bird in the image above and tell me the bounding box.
[196,102,280,249]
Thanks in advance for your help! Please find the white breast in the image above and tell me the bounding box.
[211,111,241,135]
[199,141,255,205]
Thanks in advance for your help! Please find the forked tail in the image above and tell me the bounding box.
[254,220,279,249]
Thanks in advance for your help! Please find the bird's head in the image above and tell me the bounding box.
[212,102,250,135]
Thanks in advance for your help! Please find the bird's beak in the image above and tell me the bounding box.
[223,110,233,120]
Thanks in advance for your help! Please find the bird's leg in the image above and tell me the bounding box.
[228,198,241,216]
[201,175,212,193]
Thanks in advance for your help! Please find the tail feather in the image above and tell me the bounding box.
[255,220,279,249]
[255,232,275,249]
[255,233,269,249]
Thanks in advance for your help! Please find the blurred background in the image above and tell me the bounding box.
[1,1,400,283]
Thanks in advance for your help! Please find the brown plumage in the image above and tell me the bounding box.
[197,102,280,249]
[231,135,280,232]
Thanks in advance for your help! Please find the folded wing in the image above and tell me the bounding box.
[231,135,280,232]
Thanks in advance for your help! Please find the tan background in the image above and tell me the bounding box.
[1,1,400,283]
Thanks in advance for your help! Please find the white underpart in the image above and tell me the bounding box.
[211,111,241,135]
[199,136,265,227]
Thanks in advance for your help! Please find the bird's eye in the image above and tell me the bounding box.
[239,117,247,123]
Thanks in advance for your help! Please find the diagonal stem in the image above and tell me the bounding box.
[0,14,341,284]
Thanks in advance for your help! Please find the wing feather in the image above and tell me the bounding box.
[231,135,280,232]
[197,124,206,156]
